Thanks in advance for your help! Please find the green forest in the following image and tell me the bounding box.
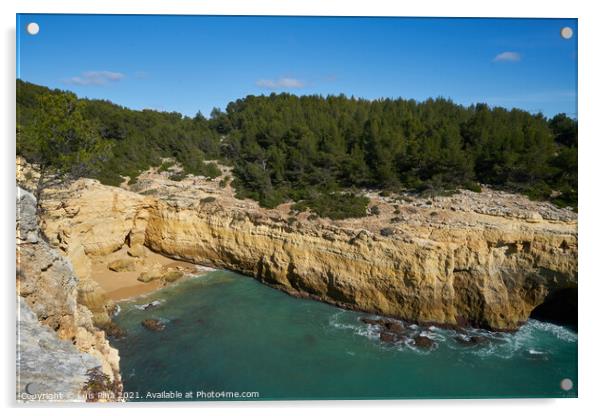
[17,80,577,218]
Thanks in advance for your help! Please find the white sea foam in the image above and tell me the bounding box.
[134,299,165,311]
[329,312,441,353]
[328,311,577,360]
[522,320,577,343]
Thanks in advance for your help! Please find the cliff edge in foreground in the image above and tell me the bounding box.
[16,187,121,402]
[37,162,577,331]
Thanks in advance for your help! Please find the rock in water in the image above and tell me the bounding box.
[139,300,162,310]
[383,321,405,335]
[141,319,166,332]
[379,332,398,343]
[453,335,490,347]
[413,335,435,349]
[360,317,385,326]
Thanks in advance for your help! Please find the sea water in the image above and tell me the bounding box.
[112,270,577,400]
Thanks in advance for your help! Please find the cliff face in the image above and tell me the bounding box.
[17,299,101,402]
[144,202,577,330]
[39,168,577,331]
[17,187,121,401]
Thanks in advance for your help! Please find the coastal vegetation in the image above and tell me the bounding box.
[17,80,577,218]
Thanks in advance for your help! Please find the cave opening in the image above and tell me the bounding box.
[530,288,578,331]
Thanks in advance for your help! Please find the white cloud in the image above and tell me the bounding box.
[493,51,521,62]
[256,77,305,89]
[65,71,125,86]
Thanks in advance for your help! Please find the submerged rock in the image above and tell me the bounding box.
[141,319,166,332]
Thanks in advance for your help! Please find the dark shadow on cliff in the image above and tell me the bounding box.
[530,288,578,332]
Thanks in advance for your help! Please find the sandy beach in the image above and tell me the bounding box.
[89,247,204,301]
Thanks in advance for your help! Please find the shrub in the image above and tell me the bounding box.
[200,162,221,179]
[369,205,381,216]
[525,181,553,202]
[219,175,231,188]
[293,192,370,220]
[169,172,187,181]
[463,181,482,193]
[380,227,395,237]
[82,367,119,402]
[158,161,175,172]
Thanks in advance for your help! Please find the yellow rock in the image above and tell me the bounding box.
[107,258,137,272]
[40,177,578,331]
[17,184,122,397]
[162,270,184,283]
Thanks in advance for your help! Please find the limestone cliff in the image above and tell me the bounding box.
[144,198,577,330]
[38,166,577,331]
[16,187,121,401]
[17,298,101,402]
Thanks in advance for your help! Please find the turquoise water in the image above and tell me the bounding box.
[113,271,577,401]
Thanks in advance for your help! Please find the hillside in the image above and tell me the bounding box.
[16,80,577,216]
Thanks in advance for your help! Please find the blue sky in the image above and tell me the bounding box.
[17,14,577,118]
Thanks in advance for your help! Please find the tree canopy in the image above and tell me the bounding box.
[17,87,111,205]
[17,80,577,217]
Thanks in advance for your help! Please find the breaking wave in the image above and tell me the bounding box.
[328,311,577,359]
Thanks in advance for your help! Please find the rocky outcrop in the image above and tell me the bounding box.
[137,264,184,283]
[143,201,577,330]
[16,187,121,402]
[107,258,137,272]
[39,173,577,331]
[17,298,101,402]
[141,319,166,332]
